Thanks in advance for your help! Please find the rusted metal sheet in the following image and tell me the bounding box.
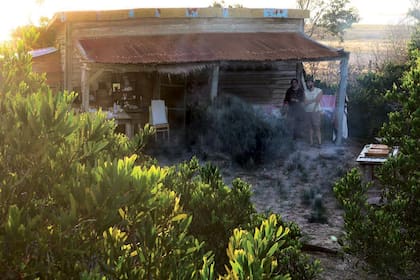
[78,32,341,65]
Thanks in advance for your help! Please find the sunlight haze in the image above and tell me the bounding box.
[0,0,413,42]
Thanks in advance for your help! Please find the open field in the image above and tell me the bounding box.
[321,24,413,68]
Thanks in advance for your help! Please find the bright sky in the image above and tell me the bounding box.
[0,0,413,42]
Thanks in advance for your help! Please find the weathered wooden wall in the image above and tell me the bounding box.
[219,62,298,106]
[32,52,63,91]
[71,17,304,38]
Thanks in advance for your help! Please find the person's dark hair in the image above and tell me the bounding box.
[290,78,299,85]
[305,76,314,82]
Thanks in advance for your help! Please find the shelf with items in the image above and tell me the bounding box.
[113,90,145,111]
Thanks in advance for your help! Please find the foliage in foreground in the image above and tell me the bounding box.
[0,89,322,279]
[0,34,320,279]
[164,160,321,278]
[164,160,255,272]
[334,50,420,277]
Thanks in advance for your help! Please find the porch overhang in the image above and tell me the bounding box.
[77,32,349,145]
[77,32,345,66]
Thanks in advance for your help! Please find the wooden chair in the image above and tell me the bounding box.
[149,99,170,141]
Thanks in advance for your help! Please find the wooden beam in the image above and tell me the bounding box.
[81,63,90,112]
[88,68,105,85]
[51,8,309,26]
[210,65,220,101]
[296,62,304,82]
[64,22,73,91]
[152,71,161,99]
[336,52,349,145]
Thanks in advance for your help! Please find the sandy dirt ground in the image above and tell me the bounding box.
[220,139,379,279]
[154,138,379,279]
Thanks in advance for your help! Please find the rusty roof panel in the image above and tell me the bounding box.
[78,32,341,65]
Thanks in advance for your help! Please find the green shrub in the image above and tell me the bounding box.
[284,152,303,175]
[333,169,409,275]
[223,214,292,280]
[200,95,291,167]
[347,63,406,140]
[334,50,420,276]
[0,89,208,278]
[0,36,49,96]
[164,158,255,273]
[245,214,322,280]
[308,194,328,224]
[301,187,317,206]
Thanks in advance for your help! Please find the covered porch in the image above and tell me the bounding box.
[76,32,349,143]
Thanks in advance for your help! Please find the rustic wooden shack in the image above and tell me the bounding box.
[42,7,349,142]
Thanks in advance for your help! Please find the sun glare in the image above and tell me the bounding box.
[0,0,412,43]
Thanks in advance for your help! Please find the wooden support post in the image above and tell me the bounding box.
[152,71,161,99]
[296,62,304,81]
[64,22,72,91]
[81,63,90,112]
[336,52,349,145]
[88,68,105,86]
[210,65,220,101]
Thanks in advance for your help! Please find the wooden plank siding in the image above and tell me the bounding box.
[70,18,304,38]
[219,62,298,106]
[49,8,309,26]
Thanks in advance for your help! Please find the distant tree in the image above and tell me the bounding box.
[408,24,420,56]
[297,0,360,41]
[11,16,55,50]
[209,1,243,8]
[210,1,226,8]
[408,0,420,21]
[0,29,49,96]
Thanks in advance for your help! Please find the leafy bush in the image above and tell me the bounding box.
[0,31,321,280]
[347,62,406,140]
[301,187,317,206]
[334,49,420,276]
[193,95,291,167]
[0,91,317,278]
[333,169,408,275]
[245,214,322,280]
[0,90,207,278]
[223,214,291,280]
[0,33,49,96]
[164,159,255,273]
[308,194,328,224]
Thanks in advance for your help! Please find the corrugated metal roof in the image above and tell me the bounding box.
[77,32,342,65]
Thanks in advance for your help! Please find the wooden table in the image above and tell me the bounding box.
[356,144,399,181]
[107,110,144,138]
